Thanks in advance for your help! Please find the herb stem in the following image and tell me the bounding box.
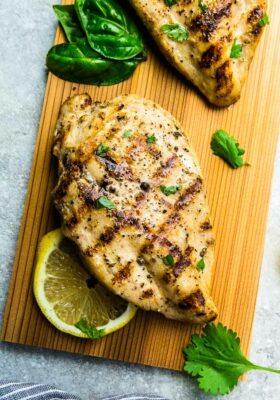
[251,364,280,375]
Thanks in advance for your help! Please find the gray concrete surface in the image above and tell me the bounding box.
[0,1,280,399]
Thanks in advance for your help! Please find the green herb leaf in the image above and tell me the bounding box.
[160,185,181,196]
[122,130,133,138]
[196,258,205,271]
[198,0,208,12]
[160,24,189,42]
[75,319,105,339]
[47,44,144,85]
[75,0,145,60]
[53,5,85,43]
[258,14,270,27]
[164,0,177,6]
[96,196,115,209]
[230,39,242,58]
[48,5,145,86]
[210,130,248,169]
[96,143,109,157]
[184,323,280,396]
[162,254,175,267]
[146,134,157,144]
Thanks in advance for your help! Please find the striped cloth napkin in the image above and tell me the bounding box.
[0,381,169,400]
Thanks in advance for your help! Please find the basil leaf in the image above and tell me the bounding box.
[96,196,116,209]
[161,24,189,42]
[75,0,145,60]
[162,254,175,267]
[160,185,180,196]
[53,5,85,43]
[46,44,141,85]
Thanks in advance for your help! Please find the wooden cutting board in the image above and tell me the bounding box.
[1,0,280,371]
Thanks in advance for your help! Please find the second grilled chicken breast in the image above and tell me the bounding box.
[52,94,217,324]
[129,0,267,106]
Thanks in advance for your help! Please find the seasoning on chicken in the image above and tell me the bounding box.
[129,0,267,106]
[52,94,217,324]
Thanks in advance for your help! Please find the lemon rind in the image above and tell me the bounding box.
[33,228,137,338]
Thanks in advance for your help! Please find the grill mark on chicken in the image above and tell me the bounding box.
[53,94,217,323]
[176,177,202,208]
[215,60,234,95]
[190,0,232,42]
[173,246,193,277]
[199,45,223,69]
[178,290,205,310]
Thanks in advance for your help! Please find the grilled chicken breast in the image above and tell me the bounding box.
[52,94,217,323]
[129,0,267,106]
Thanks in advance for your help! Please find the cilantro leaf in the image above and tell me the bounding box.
[75,319,105,339]
[162,254,175,267]
[146,133,157,144]
[160,185,181,196]
[210,130,248,169]
[160,24,189,42]
[164,0,177,5]
[96,143,109,157]
[197,258,205,271]
[258,14,270,27]
[96,196,115,209]
[198,0,208,12]
[230,39,242,58]
[122,130,133,138]
[183,323,280,396]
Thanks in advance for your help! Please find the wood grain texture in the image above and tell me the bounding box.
[1,0,280,371]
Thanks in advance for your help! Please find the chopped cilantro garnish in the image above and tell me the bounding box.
[164,0,177,5]
[75,319,105,339]
[210,130,248,169]
[197,258,205,271]
[198,0,208,12]
[160,24,189,42]
[230,39,242,58]
[258,14,270,27]
[162,254,175,267]
[160,185,181,196]
[122,130,133,138]
[96,143,109,157]
[146,133,157,144]
[96,196,115,209]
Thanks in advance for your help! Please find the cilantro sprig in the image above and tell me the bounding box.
[160,24,189,42]
[184,323,280,396]
[210,130,249,169]
[75,319,105,339]
[196,258,205,271]
[160,185,181,196]
[230,39,242,58]
[96,196,115,209]
[96,143,109,157]
[198,0,208,12]
[162,254,175,267]
[146,133,157,144]
[258,14,270,27]
[164,0,177,6]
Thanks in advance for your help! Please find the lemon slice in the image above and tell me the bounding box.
[34,228,137,338]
